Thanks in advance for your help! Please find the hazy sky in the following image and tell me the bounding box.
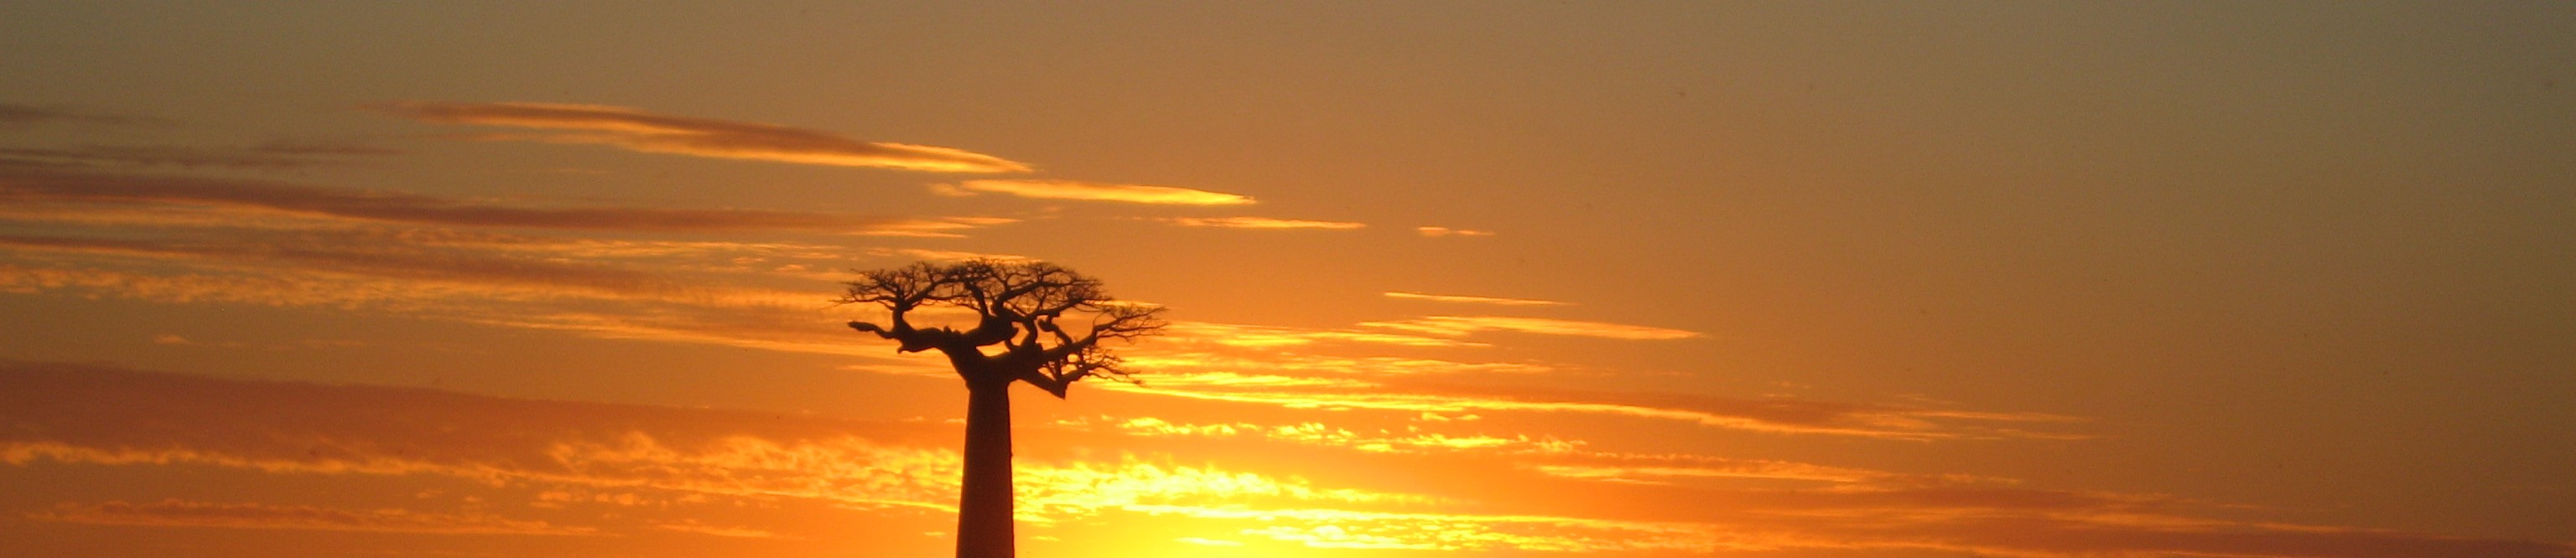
[3,2,2571,557]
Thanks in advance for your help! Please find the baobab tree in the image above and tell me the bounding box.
[838,259,1164,558]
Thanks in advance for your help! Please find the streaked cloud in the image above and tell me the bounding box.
[0,168,1015,235]
[1160,321,1487,349]
[0,166,1036,357]
[651,520,786,539]
[0,256,880,357]
[1134,496,2576,557]
[0,103,165,128]
[1124,504,1742,552]
[30,499,598,535]
[1064,415,1987,488]
[1384,291,1566,307]
[1360,315,1700,340]
[1104,373,2080,440]
[0,142,396,170]
[0,233,663,295]
[0,221,883,357]
[864,247,1035,263]
[370,101,1031,173]
[0,361,1431,520]
[1069,416,1583,456]
[1415,226,1493,237]
[1164,216,1365,230]
[937,179,1254,205]
[1527,456,1907,486]
[1124,352,1550,376]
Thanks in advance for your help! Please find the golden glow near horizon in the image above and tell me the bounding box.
[3,3,2573,558]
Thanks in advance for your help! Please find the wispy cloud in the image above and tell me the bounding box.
[1384,292,1566,306]
[1163,216,1366,230]
[652,520,787,539]
[0,142,396,170]
[1125,351,1550,377]
[0,168,1012,235]
[1526,453,1930,486]
[937,179,1254,205]
[1160,321,1487,349]
[0,214,890,356]
[0,103,165,128]
[370,101,1031,173]
[1060,413,2010,487]
[0,260,889,357]
[1360,315,1699,340]
[0,362,1431,522]
[1415,226,1493,237]
[1106,375,2079,440]
[31,499,597,535]
[1067,416,1583,456]
[863,247,1035,263]
[0,233,664,294]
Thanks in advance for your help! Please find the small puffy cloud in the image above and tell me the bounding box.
[1164,216,1365,230]
[1416,226,1493,237]
[939,179,1254,205]
[1384,292,1566,307]
[1360,316,1700,340]
[371,101,1031,173]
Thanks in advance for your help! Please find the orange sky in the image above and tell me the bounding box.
[3,3,2572,557]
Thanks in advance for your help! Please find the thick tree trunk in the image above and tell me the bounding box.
[954,379,1015,558]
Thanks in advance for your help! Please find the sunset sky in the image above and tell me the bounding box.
[3,3,2573,557]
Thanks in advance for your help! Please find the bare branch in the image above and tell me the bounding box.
[1022,344,1135,399]
[1041,302,1166,362]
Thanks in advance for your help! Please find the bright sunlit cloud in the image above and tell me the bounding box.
[936,179,1255,205]
[1384,292,1568,306]
[371,101,1032,173]
[31,499,599,536]
[1162,216,1366,230]
[1359,315,1700,340]
[1415,226,1493,237]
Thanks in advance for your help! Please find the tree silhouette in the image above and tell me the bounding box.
[838,260,1164,558]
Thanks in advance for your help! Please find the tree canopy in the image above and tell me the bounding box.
[837,260,1163,396]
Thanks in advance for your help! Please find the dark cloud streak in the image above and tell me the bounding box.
[0,168,1005,235]
[0,142,394,170]
[0,104,168,128]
